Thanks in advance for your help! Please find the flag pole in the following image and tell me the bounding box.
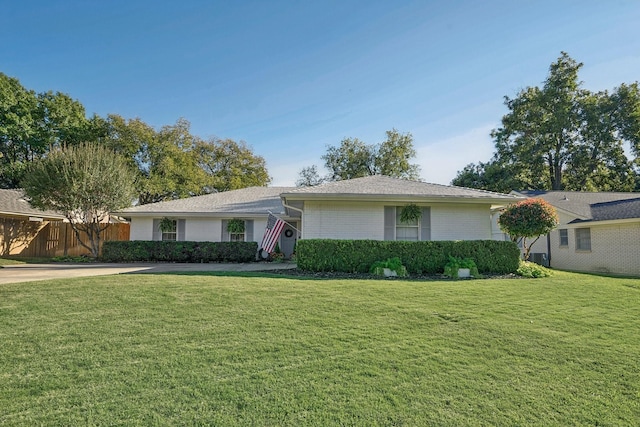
[268,211,300,232]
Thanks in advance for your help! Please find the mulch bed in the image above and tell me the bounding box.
[258,267,521,281]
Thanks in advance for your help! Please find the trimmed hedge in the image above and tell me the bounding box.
[296,239,520,274]
[101,241,258,263]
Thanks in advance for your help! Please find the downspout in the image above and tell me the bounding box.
[547,233,551,268]
[281,198,304,239]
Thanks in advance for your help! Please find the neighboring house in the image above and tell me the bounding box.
[513,190,640,276]
[0,188,66,256]
[117,175,522,258]
[0,188,129,257]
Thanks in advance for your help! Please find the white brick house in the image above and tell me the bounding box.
[116,176,522,258]
[514,191,640,276]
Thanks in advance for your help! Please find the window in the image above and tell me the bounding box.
[384,206,430,241]
[575,228,591,251]
[395,208,419,241]
[161,220,177,241]
[229,231,245,242]
[559,229,568,247]
[222,219,253,242]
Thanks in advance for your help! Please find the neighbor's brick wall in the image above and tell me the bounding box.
[551,222,640,276]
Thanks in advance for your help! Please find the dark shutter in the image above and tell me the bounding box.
[221,220,229,242]
[384,206,395,241]
[420,207,431,241]
[245,220,253,242]
[177,219,186,241]
[152,219,161,241]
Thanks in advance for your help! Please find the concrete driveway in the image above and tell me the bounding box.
[0,262,296,285]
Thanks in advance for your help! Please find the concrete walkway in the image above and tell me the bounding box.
[0,262,296,285]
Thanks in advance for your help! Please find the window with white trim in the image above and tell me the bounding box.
[559,229,568,247]
[161,220,177,241]
[395,208,419,241]
[575,228,591,251]
[229,231,245,242]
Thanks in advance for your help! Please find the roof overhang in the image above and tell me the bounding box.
[566,217,640,227]
[280,193,523,205]
[0,211,66,221]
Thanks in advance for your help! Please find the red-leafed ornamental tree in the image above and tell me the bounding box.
[498,198,559,260]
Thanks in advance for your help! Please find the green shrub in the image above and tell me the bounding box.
[516,260,553,278]
[101,241,258,263]
[296,239,520,274]
[370,257,408,277]
[443,256,480,278]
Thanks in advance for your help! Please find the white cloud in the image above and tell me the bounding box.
[415,124,495,185]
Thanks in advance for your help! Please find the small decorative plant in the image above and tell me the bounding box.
[444,256,480,278]
[516,260,552,278]
[158,217,176,232]
[400,204,422,224]
[269,242,284,263]
[227,218,245,234]
[370,257,408,277]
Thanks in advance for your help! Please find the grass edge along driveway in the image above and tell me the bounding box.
[1,271,639,426]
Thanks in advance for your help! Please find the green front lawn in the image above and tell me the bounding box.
[1,272,639,425]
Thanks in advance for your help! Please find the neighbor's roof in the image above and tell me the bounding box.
[117,186,294,216]
[282,175,522,203]
[515,190,640,222]
[0,189,66,220]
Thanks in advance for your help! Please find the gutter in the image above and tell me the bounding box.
[281,198,304,239]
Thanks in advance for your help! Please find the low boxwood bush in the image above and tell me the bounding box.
[102,241,258,263]
[296,239,520,274]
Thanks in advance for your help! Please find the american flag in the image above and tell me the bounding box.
[260,213,286,253]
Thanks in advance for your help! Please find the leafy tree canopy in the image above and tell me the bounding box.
[299,129,420,185]
[21,143,136,257]
[0,73,94,187]
[195,137,271,193]
[102,115,271,203]
[1,73,272,202]
[453,52,640,192]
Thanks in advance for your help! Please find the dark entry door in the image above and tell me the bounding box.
[280,222,298,258]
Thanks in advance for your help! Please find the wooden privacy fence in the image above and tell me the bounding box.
[0,218,130,258]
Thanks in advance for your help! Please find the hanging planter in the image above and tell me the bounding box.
[227,218,245,234]
[399,204,422,224]
[158,217,176,232]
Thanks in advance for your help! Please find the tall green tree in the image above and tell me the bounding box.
[454,53,640,192]
[296,165,325,187]
[0,73,92,188]
[375,129,420,179]
[0,73,38,187]
[21,143,136,258]
[103,116,213,204]
[195,137,271,192]
[302,129,420,183]
[322,137,376,181]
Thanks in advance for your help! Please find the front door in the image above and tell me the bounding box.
[280,222,298,259]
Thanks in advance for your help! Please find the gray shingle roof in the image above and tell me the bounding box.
[117,186,294,216]
[282,175,521,202]
[516,190,640,222]
[0,189,66,219]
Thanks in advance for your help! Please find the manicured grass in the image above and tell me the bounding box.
[0,257,52,266]
[1,272,639,425]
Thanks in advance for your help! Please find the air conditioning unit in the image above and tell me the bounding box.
[528,252,549,267]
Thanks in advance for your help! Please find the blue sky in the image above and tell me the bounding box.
[3,1,640,186]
